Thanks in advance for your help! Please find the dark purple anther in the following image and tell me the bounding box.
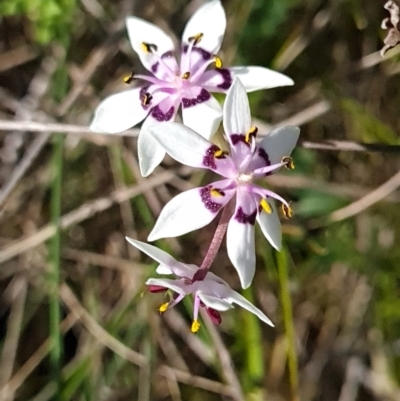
[148,285,168,293]
[206,307,222,325]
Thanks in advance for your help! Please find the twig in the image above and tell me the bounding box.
[3,116,400,154]
[328,169,400,223]
[60,283,147,366]
[0,169,181,264]
[0,132,51,210]
[201,309,245,401]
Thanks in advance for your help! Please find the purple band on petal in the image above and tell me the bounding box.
[162,51,174,58]
[258,148,271,166]
[216,68,232,90]
[151,63,159,73]
[235,207,257,225]
[192,268,207,282]
[200,186,224,213]
[202,144,221,169]
[182,45,211,60]
[182,88,211,108]
[257,148,272,176]
[151,105,174,121]
[230,134,249,146]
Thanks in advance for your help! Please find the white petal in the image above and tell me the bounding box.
[126,17,175,73]
[258,125,300,165]
[229,66,294,92]
[149,122,212,168]
[126,237,177,267]
[197,292,233,311]
[127,238,196,277]
[90,88,147,134]
[156,265,173,274]
[148,188,220,241]
[182,94,222,139]
[223,78,251,137]
[182,0,226,54]
[225,289,274,326]
[256,200,282,251]
[146,278,187,296]
[227,217,256,289]
[138,116,168,177]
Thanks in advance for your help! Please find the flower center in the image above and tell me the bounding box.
[237,173,253,183]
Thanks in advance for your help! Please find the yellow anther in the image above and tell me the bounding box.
[282,156,295,170]
[182,71,191,80]
[210,188,224,198]
[141,93,153,106]
[141,42,158,53]
[123,72,135,84]
[214,148,224,157]
[188,33,204,45]
[260,198,272,214]
[245,126,258,143]
[158,302,169,314]
[282,204,293,219]
[191,320,201,333]
[213,55,223,69]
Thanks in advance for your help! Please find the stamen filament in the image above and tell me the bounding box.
[252,186,290,208]
[253,161,287,176]
[190,57,222,82]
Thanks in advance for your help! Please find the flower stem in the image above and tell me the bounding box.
[276,247,299,401]
[199,203,233,271]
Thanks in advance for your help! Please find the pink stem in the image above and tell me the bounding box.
[200,202,234,271]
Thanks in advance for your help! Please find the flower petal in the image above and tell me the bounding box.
[126,237,195,277]
[197,292,233,311]
[182,0,226,54]
[90,88,148,133]
[258,125,300,165]
[146,278,187,296]
[149,122,212,168]
[256,200,282,251]
[148,187,225,241]
[197,69,233,93]
[229,66,294,92]
[138,121,166,177]
[138,98,179,177]
[224,288,274,326]
[182,92,222,139]
[226,190,257,289]
[223,78,251,137]
[126,16,175,73]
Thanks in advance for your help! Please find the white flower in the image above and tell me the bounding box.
[126,237,273,332]
[90,0,294,177]
[148,79,300,288]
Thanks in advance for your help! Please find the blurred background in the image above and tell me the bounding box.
[1,0,400,400]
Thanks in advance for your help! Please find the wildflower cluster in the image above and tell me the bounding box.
[90,0,300,333]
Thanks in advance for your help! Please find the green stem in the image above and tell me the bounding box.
[276,247,299,401]
[49,132,64,396]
